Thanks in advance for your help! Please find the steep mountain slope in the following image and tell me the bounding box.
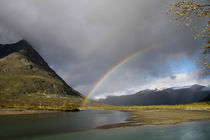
[0,40,83,107]
[99,85,210,106]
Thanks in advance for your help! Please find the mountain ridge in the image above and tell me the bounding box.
[99,84,210,106]
[0,40,83,108]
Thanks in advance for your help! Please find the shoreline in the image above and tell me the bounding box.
[1,108,210,130]
[0,109,58,115]
[96,109,210,129]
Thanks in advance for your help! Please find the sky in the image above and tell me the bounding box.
[0,0,209,99]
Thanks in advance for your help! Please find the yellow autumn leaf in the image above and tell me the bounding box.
[185,23,190,27]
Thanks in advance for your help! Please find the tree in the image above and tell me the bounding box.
[166,0,210,74]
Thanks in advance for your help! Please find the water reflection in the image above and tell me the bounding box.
[0,110,129,140]
[30,120,210,140]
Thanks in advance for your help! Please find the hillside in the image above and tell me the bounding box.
[0,40,83,109]
[99,85,210,106]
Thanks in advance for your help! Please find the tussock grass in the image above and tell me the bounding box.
[83,101,210,110]
[0,92,82,111]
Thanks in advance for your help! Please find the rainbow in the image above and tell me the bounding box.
[81,44,160,107]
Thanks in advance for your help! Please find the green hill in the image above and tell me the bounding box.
[0,40,83,110]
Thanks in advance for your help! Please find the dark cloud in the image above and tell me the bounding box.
[0,0,209,97]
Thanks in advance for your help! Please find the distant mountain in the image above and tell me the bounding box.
[99,85,210,106]
[200,94,210,102]
[0,40,83,107]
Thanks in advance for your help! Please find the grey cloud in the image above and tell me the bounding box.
[0,0,208,96]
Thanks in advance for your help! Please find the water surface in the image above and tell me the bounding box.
[25,120,210,140]
[0,110,129,140]
[0,110,210,140]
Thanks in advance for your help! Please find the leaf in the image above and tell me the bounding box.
[185,23,190,27]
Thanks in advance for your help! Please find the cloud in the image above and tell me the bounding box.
[0,25,22,44]
[0,0,208,97]
[94,71,210,100]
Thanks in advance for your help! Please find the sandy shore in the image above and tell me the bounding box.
[97,109,210,129]
[0,109,57,115]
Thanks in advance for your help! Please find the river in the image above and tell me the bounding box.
[0,110,209,140]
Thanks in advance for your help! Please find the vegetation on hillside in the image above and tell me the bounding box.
[0,40,84,111]
[0,40,81,96]
[0,92,82,111]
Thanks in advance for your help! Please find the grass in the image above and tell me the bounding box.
[0,42,82,111]
[83,101,210,110]
[91,101,210,129]
[0,73,103,112]
[0,74,69,96]
[0,92,83,111]
[0,73,84,112]
[81,101,210,129]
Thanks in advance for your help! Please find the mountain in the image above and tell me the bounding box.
[0,40,83,108]
[99,85,210,106]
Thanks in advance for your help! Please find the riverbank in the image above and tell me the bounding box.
[1,108,210,131]
[0,102,80,114]
[97,109,210,129]
[0,109,58,115]
[1,102,210,129]
[83,102,210,129]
